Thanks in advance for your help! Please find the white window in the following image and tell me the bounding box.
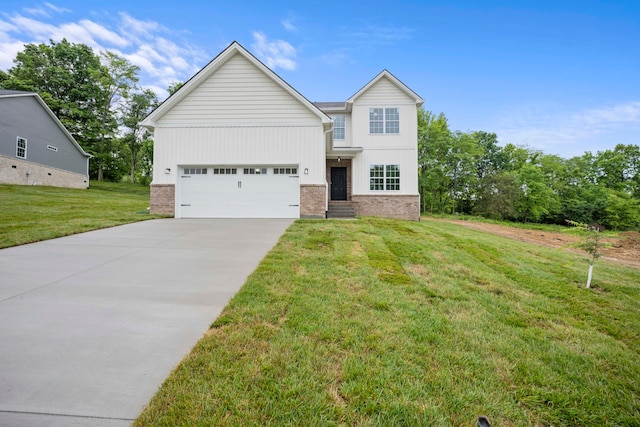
[16,137,27,159]
[385,165,400,190]
[370,164,400,191]
[244,168,267,175]
[273,167,297,175]
[369,108,399,134]
[213,168,237,175]
[183,168,207,175]
[333,114,345,140]
[370,165,385,190]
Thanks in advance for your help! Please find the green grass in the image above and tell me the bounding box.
[135,218,640,426]
[0,181,163,248]
[425,213,623,237]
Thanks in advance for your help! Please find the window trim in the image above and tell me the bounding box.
[369,107,400,135]
[16,136,27,159]
[369,164,400,191]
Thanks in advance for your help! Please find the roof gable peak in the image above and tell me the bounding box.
[141,41,330,130]
[347,69,423,106]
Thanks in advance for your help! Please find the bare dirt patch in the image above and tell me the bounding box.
[427,218,640,269]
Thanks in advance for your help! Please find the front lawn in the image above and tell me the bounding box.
[135,218,640,426]
[0,181,162,248]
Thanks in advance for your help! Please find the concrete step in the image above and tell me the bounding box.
[327,203,356,218]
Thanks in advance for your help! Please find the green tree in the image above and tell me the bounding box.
[418,109,452,213]
[515,163,559,223]
[94,52,140,181]
[473,172,521,220]
[167,81,184,96]
[121,89,158,183]
[447,131,482,214]
[2,39,109,154]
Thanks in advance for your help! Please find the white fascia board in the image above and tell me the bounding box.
[347,70,424,106]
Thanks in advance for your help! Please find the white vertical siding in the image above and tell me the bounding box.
[349,75,419,195]
[331,113,353,148]
[152,125,326,185]
[157,53,319,125]
[352,148,418,195]
[353,77,416,104]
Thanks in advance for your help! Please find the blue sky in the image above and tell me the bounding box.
[1,1,638,158]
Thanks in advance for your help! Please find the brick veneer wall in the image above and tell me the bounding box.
[150,184,175,216]
[0,155,88,188]
[351,194,420,221]
[300,184,326,218]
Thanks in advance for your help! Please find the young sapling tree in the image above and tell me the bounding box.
[567,220,604,288]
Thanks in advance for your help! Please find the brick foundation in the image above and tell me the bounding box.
[0,155,88,189]
[351,194,420,221]
[150,184,175,216]
[300,184,326,218]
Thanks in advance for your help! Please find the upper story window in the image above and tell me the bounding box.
[333,114,345,140]
[369,108,399,134]
[16,137,27,159]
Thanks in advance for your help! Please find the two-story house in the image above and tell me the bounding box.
[0,90,91,188]
[141,41,423,220]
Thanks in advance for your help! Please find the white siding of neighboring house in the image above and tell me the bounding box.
[157,53,319,126]
[349,77,419,195]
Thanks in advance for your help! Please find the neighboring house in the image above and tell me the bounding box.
[141,41,423,220]
[0,90,91,188]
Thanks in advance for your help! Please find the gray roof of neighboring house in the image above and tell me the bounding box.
[0,89,36,96]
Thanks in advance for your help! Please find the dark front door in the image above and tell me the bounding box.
[331,167,347,201]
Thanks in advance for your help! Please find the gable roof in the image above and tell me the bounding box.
[141,41,332,131]
[0,90,91,158]
[347,70,424,107]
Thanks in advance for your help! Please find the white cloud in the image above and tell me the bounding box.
[44,2,71,14]
[282,19,296,32]
[321,48,351,67]
[118,12,162,39]
[251,31,297,71]
[0,7,209,99]
[24,7,49,17]
[494,101,640,157]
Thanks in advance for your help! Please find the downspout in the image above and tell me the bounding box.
[323,123,334,218]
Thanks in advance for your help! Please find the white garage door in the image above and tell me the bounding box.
[179,166,300,218]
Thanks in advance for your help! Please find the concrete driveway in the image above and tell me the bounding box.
[0,218,293,426]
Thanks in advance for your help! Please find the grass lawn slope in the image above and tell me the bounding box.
[136,218,640,426]
[0,181,161,248]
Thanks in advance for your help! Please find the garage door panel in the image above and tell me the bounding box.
[179,166,300,218]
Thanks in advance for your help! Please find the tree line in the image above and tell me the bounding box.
[0,39,159,183]
[418,109,640,230]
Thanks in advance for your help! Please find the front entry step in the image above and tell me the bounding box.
[328,202,356,219]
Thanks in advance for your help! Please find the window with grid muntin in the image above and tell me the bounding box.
[370,164,400,191]
[369,108,399,134]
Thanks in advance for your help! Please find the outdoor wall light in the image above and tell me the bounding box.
[304,168,309,175]
[337,156,341,162]
[164,168,171,174]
